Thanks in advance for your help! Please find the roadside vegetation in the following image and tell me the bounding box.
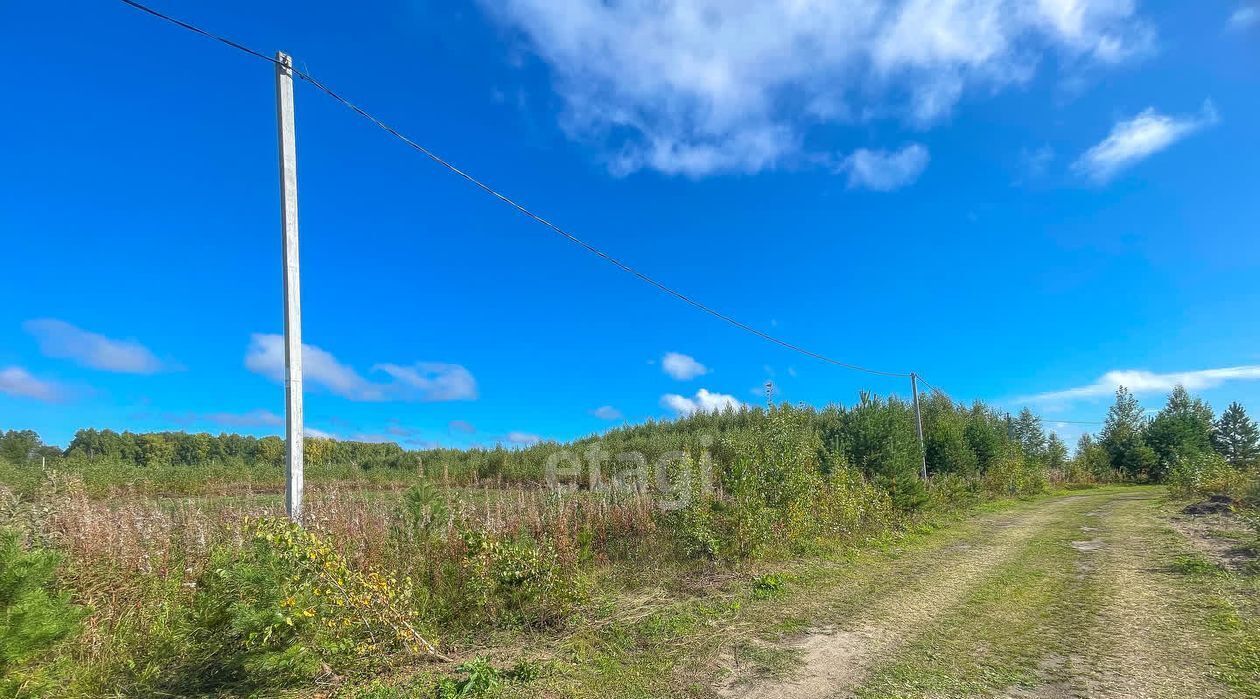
[0,385,1257,697]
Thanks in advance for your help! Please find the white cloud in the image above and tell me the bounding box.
[24,318,167,374]
[840,144,930,191]
[505,431,541,446]
[1228,5,1259,30]
[1072,101,1217,183]
[374,363,479,401]
[662,352,709,380]
[245,334,477,402]
[661,388,745,416]
[0,366,65,402]
[246,333,384,400]
[1021,365,1260,404]
[592,405,622,420]
[481,0,1151,176]
[305,427,337,440]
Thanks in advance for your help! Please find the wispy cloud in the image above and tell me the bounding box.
[1017,145,1055,182]
[1072,101,1218,183]
[25,319,168,374]
[0,366,66,402]
[662,352,709,380]
[592,405,622,420]
[1228,5,1259,30]
[481,0,1151,176]
[661,388,744,416]
[201,409,284,428]
[839,144,929,191]
[245,334,477,402]
[505,431,541,446]
[449,420,477,434]
[382,423,441,449]
[1020,365,1260,404]
[386,423,419,438]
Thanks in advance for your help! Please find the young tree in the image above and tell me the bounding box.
[1144,385,1215,480]
[965,403,1010,474]
[840,394,926,510]
[1101,386,1157,480]
[921,393,978,476]
[1045,432,1068,473]
[1011,408,1047,462]
[1071,434,1111,481]
[1213,402,1260,469]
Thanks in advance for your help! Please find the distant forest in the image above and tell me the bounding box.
[2,385,1257,497]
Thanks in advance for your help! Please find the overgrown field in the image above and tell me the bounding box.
[1,387,1258,697]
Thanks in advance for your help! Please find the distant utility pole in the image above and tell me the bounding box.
[911,373,928,481]
[276,51,304,522]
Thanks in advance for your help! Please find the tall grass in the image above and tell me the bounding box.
[0,401,1062,696]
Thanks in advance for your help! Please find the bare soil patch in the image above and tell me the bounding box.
[1171,509,1257,573]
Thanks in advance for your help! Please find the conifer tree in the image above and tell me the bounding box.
[1101,386,1157,480]
[1045,432,1068,472]
[1012,408,1047,461]
[1144,385,1215,480]
[1213,402,1260,469]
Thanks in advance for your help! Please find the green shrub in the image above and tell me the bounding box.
[182,518,442,692]
[710,406,825,558]
[461,531,586,628]
[0,529,84,693]
[926,473,982,512]
[814,466,894,538]
[750,573,788,600]
[1167,451,1251,499]
[666,495,722,560]
[434,656,542,698]
[982,451,1047,497]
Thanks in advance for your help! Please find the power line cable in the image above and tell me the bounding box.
[914,374,944,395]
[115,0,909,379]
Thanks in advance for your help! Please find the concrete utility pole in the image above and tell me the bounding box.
[276,51,304,522]
[911,373,928,481]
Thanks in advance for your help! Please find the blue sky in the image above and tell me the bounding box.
[2,0,1259,449]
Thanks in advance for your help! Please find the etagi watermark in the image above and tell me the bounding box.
[542,435,717,510]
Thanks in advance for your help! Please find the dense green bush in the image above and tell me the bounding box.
[181,519,441,693]
[0,529,84,694]
[459,530,587,628]
[1167,451,1252,500]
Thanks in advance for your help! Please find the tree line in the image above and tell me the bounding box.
[0,428,417,471]
[2,385,1256,492]
[1075,385,1259,482]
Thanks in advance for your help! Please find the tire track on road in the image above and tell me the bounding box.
[721,495,1091,699]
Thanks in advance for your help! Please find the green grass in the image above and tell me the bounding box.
[1165,544,1260,695]
[852,494,1105,697]
[527,490,1081,698]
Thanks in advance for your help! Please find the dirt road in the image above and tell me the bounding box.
[719,488,1257,699]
